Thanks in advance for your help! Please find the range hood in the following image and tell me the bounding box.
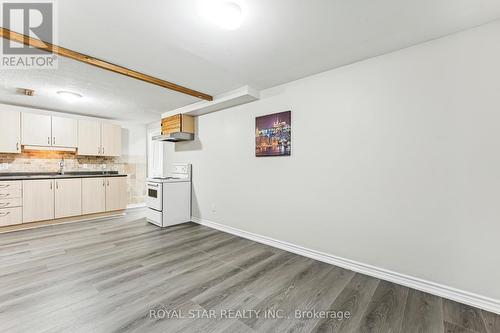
[152,132,194,142]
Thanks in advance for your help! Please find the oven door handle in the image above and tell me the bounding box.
[147,183,159,188]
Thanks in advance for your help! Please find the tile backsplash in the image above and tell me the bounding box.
[0,150,146,205]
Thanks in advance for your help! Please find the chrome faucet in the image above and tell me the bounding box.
[59,158,65,175]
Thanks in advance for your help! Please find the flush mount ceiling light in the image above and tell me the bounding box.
[57,90,83,102]
[198,0,244,30]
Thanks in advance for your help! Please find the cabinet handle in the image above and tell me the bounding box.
[50,182,52,190]
[102,147,105,155]
[0,184,10,188]
[56,181,58,190]
[102,179,105,186]
[53,137,56,145]
[16,142,19,151]
[98,147,101,154]
[107,180,109,186]
[0,211,10,217]
[48,137,50,145]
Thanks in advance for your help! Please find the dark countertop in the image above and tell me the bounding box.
[0,171,127,181]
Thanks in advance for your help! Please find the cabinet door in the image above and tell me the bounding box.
[23,179,54,223]
[22,113,52,146]
[55,178,82,218]
[105,177,127,212]
[82,178,106,215]
[161,114,181,134]
[161,114,194,135]
[0,110,21,153]
[101,123,121,157]
[52,116,77,148]
[77,120,101,156]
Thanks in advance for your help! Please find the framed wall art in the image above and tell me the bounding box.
[255,111,291,157]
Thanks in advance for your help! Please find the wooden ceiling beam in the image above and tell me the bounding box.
[0,27,213,101]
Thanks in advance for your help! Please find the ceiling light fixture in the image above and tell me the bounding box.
[198,0,244,30]
[57,90,83,102]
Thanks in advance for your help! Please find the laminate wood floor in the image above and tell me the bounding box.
[0,209,498,333]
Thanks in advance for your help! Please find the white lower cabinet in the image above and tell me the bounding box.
[106,177,127,212]
[3,176,127,227]
[83,177,127,214]
[82,178,106,215]
[55,178,82,218]
[23,179,55,223]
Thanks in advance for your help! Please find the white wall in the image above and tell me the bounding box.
[146,122,167,178]
[119,122,147,159]
[165,21,500,301]
[117,121,148,204]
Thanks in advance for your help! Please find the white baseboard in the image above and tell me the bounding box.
[192,216,500,315]
[126,202,147,210]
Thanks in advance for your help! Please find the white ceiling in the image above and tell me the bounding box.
[2,0,500,123]
[0,56,199,123]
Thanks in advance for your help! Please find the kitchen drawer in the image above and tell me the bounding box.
[0,181,22,199]
[0,181,22,191]
[0,207,22,227]
[146,208,162,227]
[0,197,22,209]
[0,188,22,199]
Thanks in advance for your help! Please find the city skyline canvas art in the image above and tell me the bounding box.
[255,111,291,157]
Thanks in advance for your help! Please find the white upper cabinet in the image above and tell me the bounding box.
[1,109,121,156]
[101,123,121,157]
[51,116,77,148]
[78,121,121,157]
[21,113,78,148]
[0,110,21,153]
[22,113,52,146]
[77,120,101,156]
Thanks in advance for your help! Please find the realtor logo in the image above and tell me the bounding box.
[1,0,57,68]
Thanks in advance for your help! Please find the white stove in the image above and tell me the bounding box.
[146,163,191,227]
